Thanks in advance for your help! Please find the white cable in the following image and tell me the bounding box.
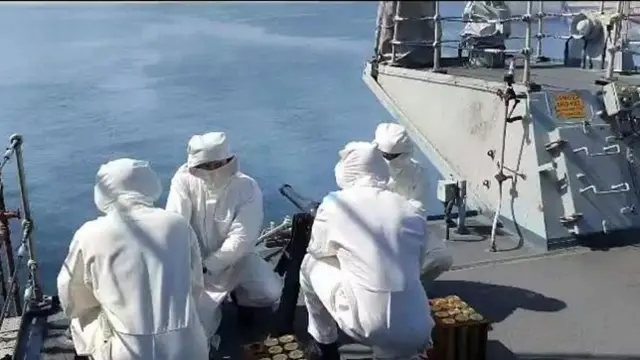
[490,80,513,252]
[489,182,504,251]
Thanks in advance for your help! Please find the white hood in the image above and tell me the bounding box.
[373,123,413,155]
[186,132,238,188]
[187,132,234,169]
[334,141,389,190]
[93,158,162,214]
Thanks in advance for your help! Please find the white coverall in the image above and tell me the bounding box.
[374,123,453,283]
[57,158,208,360]
[300,141,435,359]
[461,1,512,40]
[165,132,282,338]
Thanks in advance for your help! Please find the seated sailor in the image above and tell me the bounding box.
[459,1,511,68]
[300,141,435,360]
[373,123,453,285]
[165,131,282,341]
[57,158,209,360]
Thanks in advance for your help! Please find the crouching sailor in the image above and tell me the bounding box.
[57,158,209,360]
[300,142,435,360]
[165,132,283,342]
[373,122,453,285]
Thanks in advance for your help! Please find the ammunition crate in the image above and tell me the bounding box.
[425,295,492,360]
[242,334,307,360]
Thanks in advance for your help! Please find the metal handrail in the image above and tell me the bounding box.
[523,1,533,84]
[536,0,545,58]
[0,137,20,172]
[390,1,401,64]
[0,134,42,332]
[607,1,625,79]
[434,0,441,70]
[12,135,42,304]
[387,0,634,84]
[394,12,583,23]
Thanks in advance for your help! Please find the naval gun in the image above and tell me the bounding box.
[213,184,319,337]
[278,184,321,217]
[364,0,640,252]
[266,184,320,336]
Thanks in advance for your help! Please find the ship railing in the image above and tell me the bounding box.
[0,134,44,333]
[385,0,640,84]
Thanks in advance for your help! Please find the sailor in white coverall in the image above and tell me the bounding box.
[373,123,453,284]
[300,142,435,360]
[57,158,209,360]
[165,132,282,341]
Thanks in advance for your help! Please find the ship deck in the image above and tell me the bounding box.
[444,62,640,91]
[2,214,640,359]
[381,58,640,92]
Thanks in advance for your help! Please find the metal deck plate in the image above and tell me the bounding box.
[0,316,20,358]
[426,216,543,270]
[436,244,640,359]
[558,124,640,234]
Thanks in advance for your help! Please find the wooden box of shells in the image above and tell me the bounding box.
[425,295,492,360]
[242,334,307,360]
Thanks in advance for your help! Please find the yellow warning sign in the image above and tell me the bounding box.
[554,92,587,120]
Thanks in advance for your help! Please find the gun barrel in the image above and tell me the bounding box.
[279,184,320,215]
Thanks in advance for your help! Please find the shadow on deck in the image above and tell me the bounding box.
[218,279,569,359]
[430,280,566,324]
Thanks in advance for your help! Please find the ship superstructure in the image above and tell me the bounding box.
[364,0,640,251]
